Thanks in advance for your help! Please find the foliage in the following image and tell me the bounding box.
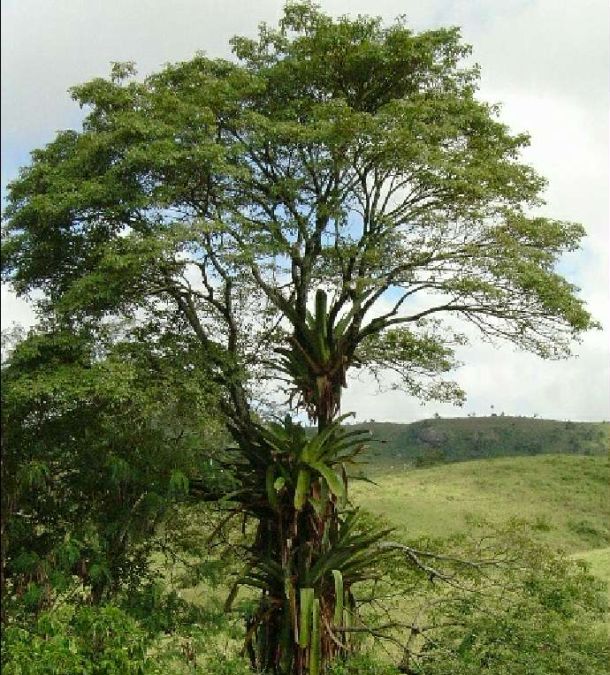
[327,654,400,674]
[415,602,608,675]
[1,604,151,674]
[223,412,393,672]
[0,597,254,675]
[1,324,226,617]
[120,583,209,635]
[1,4,596,414]
[412,550,608,675]
[353,521,608,675]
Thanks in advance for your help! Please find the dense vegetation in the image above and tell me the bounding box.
[354,416,609,468]
[3,332,607,673]
[1,327,227,618]
[1,2,605,673]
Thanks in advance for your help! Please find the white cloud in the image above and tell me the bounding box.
[2,0,608,420]
[344,315,610,423]
[1,287,36,330]
[1,0,283,146]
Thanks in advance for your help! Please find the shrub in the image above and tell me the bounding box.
[2,604,151,674]
[327,654,400,674]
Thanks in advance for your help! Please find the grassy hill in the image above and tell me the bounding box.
[352,454,610,553]
[172,447,610,669]
[349,416,609,470]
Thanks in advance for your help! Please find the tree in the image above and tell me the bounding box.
[1,323,225,618]
[1,2,596,672]
[355,522,608,675]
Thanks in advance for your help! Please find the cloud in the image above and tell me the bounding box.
[344,326,609,423]
[1,0,283,146]
[1,287,36,330]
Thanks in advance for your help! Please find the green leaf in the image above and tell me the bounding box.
[168,470,189,496]
[310,598,321,675]
[332,569,344,626]
[294,468,311,511]
[266,464,279,510]
[298,588,314,648]
[307,460,345,502]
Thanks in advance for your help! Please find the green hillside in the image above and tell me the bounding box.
[350,416,609,470]
[353,454,610,553]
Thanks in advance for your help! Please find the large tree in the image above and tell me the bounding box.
[1,3,595,672]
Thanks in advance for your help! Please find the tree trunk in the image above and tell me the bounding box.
[239,291,355,673]
[250,503,347,673]
[246,395,349,673]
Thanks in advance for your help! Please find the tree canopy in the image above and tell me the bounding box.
[2,2,594,427]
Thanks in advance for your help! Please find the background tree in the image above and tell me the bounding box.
[1,322,226,619]
[1,2,596,672]
[347,521,608,675]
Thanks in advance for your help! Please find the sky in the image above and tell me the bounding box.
[2,0,608,422]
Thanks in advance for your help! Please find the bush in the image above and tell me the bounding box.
[201,653,253,674]
[120,583,206,635]
[327,654,400,674]
[416,611,609,675]
[1,604,152,674]
[409,538,608,675]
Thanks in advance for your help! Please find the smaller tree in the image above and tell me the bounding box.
[1,322,226,618]
[347,522,608,675]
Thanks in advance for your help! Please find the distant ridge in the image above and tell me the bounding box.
[348,416,610,468]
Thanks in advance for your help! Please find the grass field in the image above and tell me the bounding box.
[572,547,610,605]
[352,452,610,636]
[176,454,609,606]
[352,454,610,553]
